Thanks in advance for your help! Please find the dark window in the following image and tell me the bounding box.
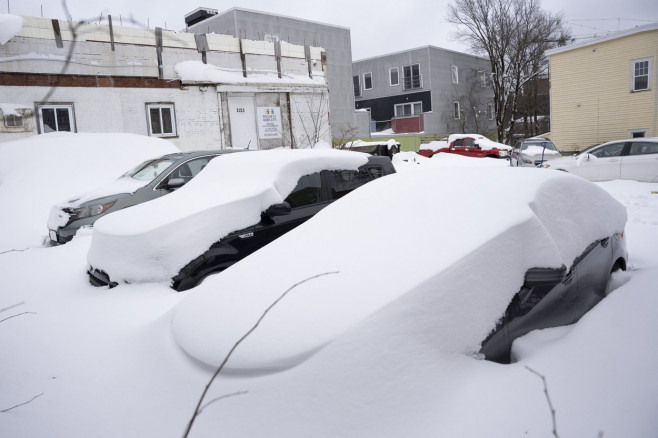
[390,68,399,86]
[353,75,361,97]
[148,104,176,137]
[39,105,73,133]
[630,142,658,155]
[328,168,378,200]
[591,143,624,158]
[453,138,464,147]
[632,59,650,91]
[403,64,421,90]
[285,173,322,208]
[364,73,373,90]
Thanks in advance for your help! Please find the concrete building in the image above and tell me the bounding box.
[352,46,495,137]
[547,24,658,152]
[0,15,329,150]
[185,7,365,139]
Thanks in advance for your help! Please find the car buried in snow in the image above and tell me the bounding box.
[47,150,239,244]
[418,133,511,159]
[87,149,395,291]
[510,138,562,167]
[345,139,400,158]
[170,166,627,371]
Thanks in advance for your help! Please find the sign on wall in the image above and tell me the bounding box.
[257,107,282,139]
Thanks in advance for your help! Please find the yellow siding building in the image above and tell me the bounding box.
[547,24,658,152]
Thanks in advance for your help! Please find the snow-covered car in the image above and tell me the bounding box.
[345,139,400,158]
[47,150,238,244]
[510,138,562,167]
[544,138,658,182]
[87,149,395,291]
[419,133,511,159]
[171,166,627,371]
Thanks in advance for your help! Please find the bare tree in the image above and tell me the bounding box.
[291,91,331,148]
[332,124,360,149]
[447,0,570,144]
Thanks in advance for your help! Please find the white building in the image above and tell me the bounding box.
[0,15,330,150]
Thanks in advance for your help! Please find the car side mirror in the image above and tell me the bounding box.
[166,177,186,189]
[265,201,291,217]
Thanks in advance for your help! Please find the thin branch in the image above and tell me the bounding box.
[182,271,340,438]
[526,366,559,438]
[0,248,30,255]
[0,302,25,314]
[198,390,248,414]
[0,312,37,324]
[1,393,45,413]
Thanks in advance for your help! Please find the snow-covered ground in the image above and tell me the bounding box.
[1,134,657,437]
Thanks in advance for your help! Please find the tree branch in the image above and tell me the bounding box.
[1,393,45,413]
[182,271,340,437]
[526,366,559,438]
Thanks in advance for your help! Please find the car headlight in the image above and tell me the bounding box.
[75,201,116,220]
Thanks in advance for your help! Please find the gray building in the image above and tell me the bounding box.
[352,46,495,136]
[186,7,363,138]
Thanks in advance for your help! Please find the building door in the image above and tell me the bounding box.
[227,95,258,149]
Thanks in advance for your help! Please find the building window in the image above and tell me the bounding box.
[4,114,23,127]
[37,104,75,133]
[453,101,460,119]
[364,72,373,90]
[487,102,494,120]
[631,58,652,92]
[629,129,648,138]
[394,102,422,118]
[390,67,399,86]
[451,65,459,84]
[147,103,177,137]
[403,64,422,90]
[353,75,361,97]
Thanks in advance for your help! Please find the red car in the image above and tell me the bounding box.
[419,134,511,159]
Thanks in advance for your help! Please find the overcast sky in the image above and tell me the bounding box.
[5,0,658,60]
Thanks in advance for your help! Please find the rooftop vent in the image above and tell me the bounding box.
[185,7,218,27]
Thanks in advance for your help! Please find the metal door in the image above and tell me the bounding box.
[227,95,258,149]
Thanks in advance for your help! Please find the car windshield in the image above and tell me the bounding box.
[522,140,557,151]
[126,157,178,182]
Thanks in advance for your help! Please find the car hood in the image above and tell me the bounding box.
[171,167,628,374]
[87,149,370,284]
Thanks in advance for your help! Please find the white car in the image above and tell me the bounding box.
[544,138,658,182]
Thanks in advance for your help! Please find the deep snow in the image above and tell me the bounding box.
[1,134,657,437]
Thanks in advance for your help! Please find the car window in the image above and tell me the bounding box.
[130,158,177,181]
[629,142,658,155]
[157,156,215,189]
[464,138,475,147]
[327,168,377,200]
[453,138,464,147]
[285,173,322,208]
[590,143,624,158]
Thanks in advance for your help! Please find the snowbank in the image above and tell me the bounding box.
[87,149,369,284]
[175,60,325,85]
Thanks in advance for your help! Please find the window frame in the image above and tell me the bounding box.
[451,65,459,84]
[4,113,23,127]
[363,72,373,90]
[36,103,76,134]
[402,63,422,90]
[389,67,399,86]
[146,103,177,138]
[453,101,461,119]
[631,57,652,92]
[629,129,648,138]
[394,101,423,118]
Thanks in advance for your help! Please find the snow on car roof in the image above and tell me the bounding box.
[346,139,400,148]
[87,148,369,283]
[171,167,627,373]
[448,133,511,151]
